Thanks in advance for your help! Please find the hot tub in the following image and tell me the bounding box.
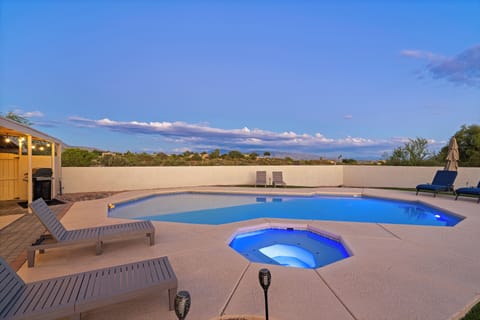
[229,226,351,269]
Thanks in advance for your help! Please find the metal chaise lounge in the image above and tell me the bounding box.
[255,171,267,187]
[272,171,286,187]
[415,170,458,197]
[0,256,177,320]
[455,181,480,203]
[28,198,155,267]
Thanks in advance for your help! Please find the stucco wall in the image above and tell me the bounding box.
[61,166,343,193]
[343,166,480,188]
[61,165,480,193]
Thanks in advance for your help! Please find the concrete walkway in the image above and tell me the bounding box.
[13,187,480,320]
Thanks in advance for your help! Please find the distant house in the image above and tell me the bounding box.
[0,116,63,204]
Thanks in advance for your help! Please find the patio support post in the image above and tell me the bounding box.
[51,141,56,197]
[27,134,32,213]
[57,143,62,195]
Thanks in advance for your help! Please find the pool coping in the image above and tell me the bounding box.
[16,186,480,320]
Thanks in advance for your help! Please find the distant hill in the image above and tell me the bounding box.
[268,151,322,160]
[64,144,106,152]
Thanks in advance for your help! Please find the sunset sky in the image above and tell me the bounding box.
[1,1,479,159]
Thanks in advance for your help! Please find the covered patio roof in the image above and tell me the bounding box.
[0,116,63,209]
[0,116,63,144]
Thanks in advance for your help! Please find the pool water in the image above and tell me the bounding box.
[108,192,462,226]
[229,228,350,268]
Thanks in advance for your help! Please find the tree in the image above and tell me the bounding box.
[209,149,221,159]
[435,124,480,167]
[263,151,271,157]
[2,111,32,125]
[227,150,244,159]
[62,148,100,166]
[388,137,432,165]
[191,153,202,161]
[342,158,357,164]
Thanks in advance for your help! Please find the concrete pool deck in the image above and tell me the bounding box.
[16,187,480,320]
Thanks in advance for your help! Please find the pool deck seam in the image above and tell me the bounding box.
[315,268,358,320]
[221,262,252,316]
[376,223,402,240]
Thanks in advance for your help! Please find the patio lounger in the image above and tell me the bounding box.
[455,181,480,203]
[255,171,267,187]
[28,198,155,267]
[272,171,286,188]
[0,255,177,320]
[416,170,457,197]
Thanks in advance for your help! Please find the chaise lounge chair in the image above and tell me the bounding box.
[28,198,155,267]
[272,171,286,188]
[455,181,480,203]
[416,170,457,197]
[0,255,177,319]
[255,171,267,187]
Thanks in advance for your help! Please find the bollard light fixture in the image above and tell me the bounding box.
[259,268,271,291]
[258,268,271,320]
[174,290,191,320]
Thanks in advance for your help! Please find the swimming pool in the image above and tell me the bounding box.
[108,192,463,226]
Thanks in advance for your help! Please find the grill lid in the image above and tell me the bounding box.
[32,168,53,177]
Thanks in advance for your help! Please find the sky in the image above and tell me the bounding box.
[1,0,479,159]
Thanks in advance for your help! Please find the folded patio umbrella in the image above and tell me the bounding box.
[444,136,459,171]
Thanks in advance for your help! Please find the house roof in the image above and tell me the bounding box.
[0,116,63,145]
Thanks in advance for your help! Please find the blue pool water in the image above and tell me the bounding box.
[108,192,462,226]
[229,228,351,269]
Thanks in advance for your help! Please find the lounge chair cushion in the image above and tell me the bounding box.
[415,184,452,192]
[455,187,480,196]
[416,170,457,196]
[455,181,480,203]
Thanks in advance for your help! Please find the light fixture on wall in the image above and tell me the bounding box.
[5,137,11,143]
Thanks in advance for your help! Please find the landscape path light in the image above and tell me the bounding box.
[258,268,271,320]
[174,290,191,320]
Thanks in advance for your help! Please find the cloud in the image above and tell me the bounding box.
[400,50,444,61]
[7,108,63,127]
[402,45,480,87]
[343,114,353,120]
[33,120,62,128]
[68,116,422,158]
[9,108,45,118]
[23,111,44,118]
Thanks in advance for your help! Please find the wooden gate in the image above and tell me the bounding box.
[0,155,19,200]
